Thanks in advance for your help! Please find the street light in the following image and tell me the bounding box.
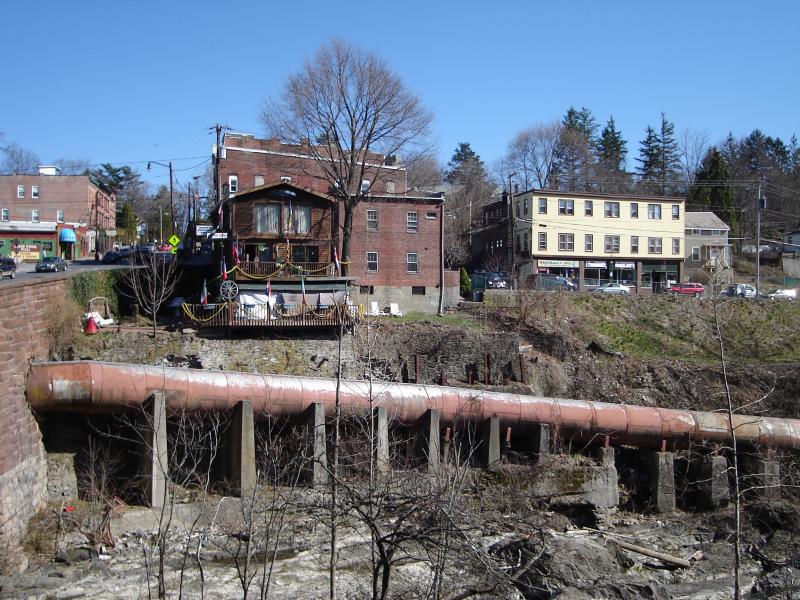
[147,160,174,237]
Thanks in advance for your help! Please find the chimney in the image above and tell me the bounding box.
[38,165,61,176]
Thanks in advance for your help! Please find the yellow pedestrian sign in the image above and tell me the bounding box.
[168,234,181,247]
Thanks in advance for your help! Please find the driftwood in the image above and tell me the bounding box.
[612,539,692,568]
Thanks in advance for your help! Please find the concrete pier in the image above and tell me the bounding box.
[416,409,440,474]
[228,400,256,495]
[646,451,675,513]
[304,402,329,487]
[139,391,168,508]
[373,406,390,477]
[532,423,550,462]
[482,415,501,472]
[698,455,729,509]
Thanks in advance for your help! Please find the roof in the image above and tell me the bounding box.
[520,188,686,202]
[229,180,337,204]
[685,212,730,230]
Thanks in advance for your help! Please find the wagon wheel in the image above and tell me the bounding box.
[219,280,239,301]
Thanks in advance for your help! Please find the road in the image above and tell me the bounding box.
[0,258,125,284]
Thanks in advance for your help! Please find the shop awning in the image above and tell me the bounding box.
[59,229,77,243]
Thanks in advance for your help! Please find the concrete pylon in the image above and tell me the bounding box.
[416,409,441,474]
[228,400,257,495]
[698,455,729,509]
[646,451,675,513]
[304,402,329,487]
[373,406,390,477]
[532,423,550,462]
[139,391,168,508]
[482,415,501,472]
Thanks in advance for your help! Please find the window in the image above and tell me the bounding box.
[291,244,319,263]
[691,247,700,261]
[604,235,620,253]
[585,234,593,252]
[366,251,378,272]
[647,204,662,219]
[672,204,680,220]
[56,210,64,223]
[17,185,24,198]
[280,175,292,183]
[648,237,663,254]
[711,229,721,236]
[523,197,529,215]
[32,209,40,223]
[31,185,39,199]
[425,211,437,220]
[558,199,574,215]
[604,202,620,218]
[515,235,521,253]
[631,236,639,253]
[411,286,425,295]
[228,175,238,194]
[672,238,680,254]
[558,233,574,251]
[254,175,265,186]
[361,180,370,194]
[585,200,593,216]
[406,252,418,273]
[407,211,418,232]
[254,204,280,233]
[42,242,53,252]
[538,198,547,214]
[538,232,547,251]
[367,209,378,231]
[284,203,311,234]
[386,181,395,194]
[359,285,374,295]
[523,232,529,254]
[516,201,520,217]
[630,202,639,218]
[1,209,7,222]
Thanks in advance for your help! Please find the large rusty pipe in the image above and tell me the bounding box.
[26,361,800,450]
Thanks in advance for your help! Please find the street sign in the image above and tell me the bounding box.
[211,232,228,239]
[168,234,181,247]
[170,247,177,254]
[196,225,213,237]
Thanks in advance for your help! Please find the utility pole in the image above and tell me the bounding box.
[756,183,764,297]
[169,161,174,236]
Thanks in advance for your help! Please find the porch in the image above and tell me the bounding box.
[232,260,337,280]
[181,301,355,329]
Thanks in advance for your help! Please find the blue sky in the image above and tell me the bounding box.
[2,0,798,189]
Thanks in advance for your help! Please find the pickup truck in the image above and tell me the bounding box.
[667,282,704,298]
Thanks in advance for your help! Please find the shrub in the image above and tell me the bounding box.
[459,267,471,297]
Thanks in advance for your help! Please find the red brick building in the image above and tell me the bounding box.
[216,133,459,313]
[0,167,116,260]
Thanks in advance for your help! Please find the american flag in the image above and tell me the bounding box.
[221,258,228,281]
[333,245,341,275]
[200,279,208,305]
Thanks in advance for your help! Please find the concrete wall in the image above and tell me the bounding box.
[0,276,70,573]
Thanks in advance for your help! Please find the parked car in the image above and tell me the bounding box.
[470,271,509,290]
[668,282,705,298]
[765,288,797,300]
[101,250,119,264]
[35,256,67,273]
[722,283,757,299]
[593,282,631,295]
[0,257,17,279]
[528,274,577,292]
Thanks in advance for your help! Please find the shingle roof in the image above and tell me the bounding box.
[685,212,730,230]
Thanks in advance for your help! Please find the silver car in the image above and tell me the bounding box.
[593,282,631,295]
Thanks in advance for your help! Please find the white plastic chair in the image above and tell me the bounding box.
[368,301,382,316]
[389,303,403,317]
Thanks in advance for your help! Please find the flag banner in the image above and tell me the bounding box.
[301,275,307,305]
[221,258,228,281]
[200,279,208,305]
[333,244,341,275]
[232,241,240,266]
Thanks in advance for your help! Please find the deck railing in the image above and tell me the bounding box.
[235,261,335,280]
[181,302,355,328]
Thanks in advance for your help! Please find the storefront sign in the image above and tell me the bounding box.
[537,259,578,268]
[13,243,40,261]
[585,261,607,268]
[615,262,636,269]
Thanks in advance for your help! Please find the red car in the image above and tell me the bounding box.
[668,282,705,298]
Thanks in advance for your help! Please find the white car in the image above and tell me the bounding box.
[593,282,631,295]
[723,284,758,299]
[766,288,797,300]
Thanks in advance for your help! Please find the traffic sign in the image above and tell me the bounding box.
[168,235,181,247]
[211,232,228,239]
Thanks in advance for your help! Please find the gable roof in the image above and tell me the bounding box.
[685,212,730,230]
[229,180,337,204]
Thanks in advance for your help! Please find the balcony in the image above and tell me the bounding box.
[181,301,355,329]
[234,260,337,280]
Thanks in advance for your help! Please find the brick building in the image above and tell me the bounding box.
[0,167,116,260]
[215,133,459,312]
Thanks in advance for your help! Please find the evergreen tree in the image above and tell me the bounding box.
[656,112,681,195]
[690,148,737,233]
[596,117,631,193]
[636,126,660,182]
[445,142,483,184]
[555,106,598,191]
[119,202,139,244]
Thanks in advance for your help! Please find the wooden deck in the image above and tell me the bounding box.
[235,261,335,279]
[181,302,355,329]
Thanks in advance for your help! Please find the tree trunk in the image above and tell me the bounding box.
[341,204,354,276]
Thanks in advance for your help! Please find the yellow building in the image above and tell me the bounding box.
[514,189,685,293]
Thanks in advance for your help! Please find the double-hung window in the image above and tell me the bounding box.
[538,198,547,214]
[1,208,8,222]
[406,252,418,273]
[254,204,280,233]
[558,199,574,215]
[585,234,593,252]
[672,238,680,254]
[630,203,638,218]
[585,200,593,216]
[56,210,64,223]
[648,237,663,254]
[648,204,662,219]
[604,235,620,253]
[228,175,238,194]
[631,236,639,253]
[672,204,680,220]
[366,209,378,231]
[32,209,40,223]
[538,232,547,251]
[366,251,378,272]
[558,233,574,251]
[31,186,39,199]
[284,203,311,234]
[17,185,24,198]
[406,211,418,233]
[604,202,620,218]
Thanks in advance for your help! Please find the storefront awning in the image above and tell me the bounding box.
[59,229,77,243]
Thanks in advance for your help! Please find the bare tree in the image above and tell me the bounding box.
[122,252,180,337]
[406,154,443,192]
[1,141,40,174]
[262,38,434,274]
[680,128,710,188]
[505,122,562,190]
[53,158,91,175]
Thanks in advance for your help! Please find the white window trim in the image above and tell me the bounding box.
[57,210,65,223]
[406,211,418,233]
[17,185,24,198]
[406,252,419,273]
[32,209,40,223]
[228,175,239,193]
[1,208,8,222]
[691,247,700,261]
[31,185,39,199]
[366,251,379,272]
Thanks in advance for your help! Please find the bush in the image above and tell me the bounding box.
[460,267,471,297]
[69,271,121,316]
[47,295,85,360]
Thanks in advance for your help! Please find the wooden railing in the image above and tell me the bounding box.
[235,261,335,279]
[181,302,355,328]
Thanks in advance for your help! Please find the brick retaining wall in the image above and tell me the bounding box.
[0,275,71,573]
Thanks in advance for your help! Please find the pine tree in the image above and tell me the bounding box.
[555,106,598,191]
[446,142,483,184]
[596,117,630,193]
[636,126,660,183]
[690,148,737,233]
[656,112,681,195]
[120,202,139,244]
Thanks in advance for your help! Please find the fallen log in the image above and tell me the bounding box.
[612,539,692,568]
